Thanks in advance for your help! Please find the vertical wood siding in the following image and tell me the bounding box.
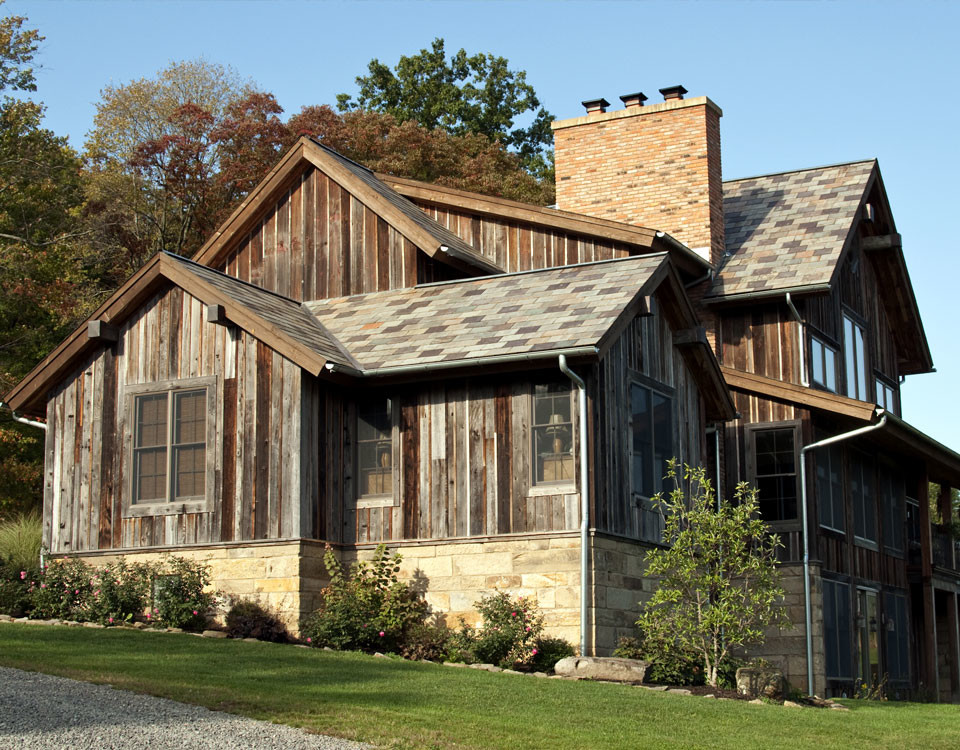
[43,285,304,553]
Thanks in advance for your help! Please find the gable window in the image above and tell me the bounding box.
[875,378,899,416]
[850,450,877,546]
[358,397,394,499]
[816,443,845,532]
[810,334,838,392]
[128,377,214,514]
[843,313,868,400]
[748,426,798,522]
[533,384,575,485]
[823,579,853,680]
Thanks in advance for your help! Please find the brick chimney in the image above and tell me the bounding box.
[552,87,725,266]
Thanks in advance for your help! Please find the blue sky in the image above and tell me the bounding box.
[10,0,960,450]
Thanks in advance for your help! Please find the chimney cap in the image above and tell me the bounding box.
[619,92,648,108]
[659,85,688,101]
[581,97,610,114]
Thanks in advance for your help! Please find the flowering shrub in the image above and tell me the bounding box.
[300,544,427,652]
[29,557,92,620]
[0,561,39,616]
[225,599,289,642]
[151,555,214,631]
[83,560,153,626]
[530,636,576,671]
[449,592,546,668]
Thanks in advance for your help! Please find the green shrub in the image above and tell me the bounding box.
[531,635,575,671]
[449,592,545,669]
[0,560,38,616]
[29,557,93,620]
[0,512,42,572]
[300,544,427,652]
[84,559,154,626]
[613,633,704,686]
[225,599,289,642]
[151,555,215,631]
[398,621,450,661]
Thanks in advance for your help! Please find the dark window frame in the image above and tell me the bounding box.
[355,396,400,508]
[629,376,676,544]
[850,449,878,549]
[124,376,216,518]
[874,374,899,417]
[531,382,576,489]
[823,577,853,680]
[842,310,869,401]
[746,421,800,523]
[809,332,839,393]
[816,442,845,533]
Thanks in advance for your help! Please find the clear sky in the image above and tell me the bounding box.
[10,0,960,450]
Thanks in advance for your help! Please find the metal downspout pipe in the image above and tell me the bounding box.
[0,401,47,431]
[798,411,887,696]
[559,355,590,657]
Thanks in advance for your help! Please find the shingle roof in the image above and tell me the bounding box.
[310,140,503,274]
[306,255,668,371]
[707,160,876,299]
[165,253,355,367]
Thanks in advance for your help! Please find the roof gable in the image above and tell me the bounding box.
[192,137,501,277]
[708,160,876,299]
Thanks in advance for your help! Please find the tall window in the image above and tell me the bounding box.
[843,314,868,400]
[884,592,910,682]
[857,589,880,685]
[810,335,838,392]
[850,451,877,545]
[816,443,845,532]
[631,383,674,499]
[823,579,853,679]
[533,384,574,485]
[750,427,798,521]
[358,398,393,498]
[879,464,905,553]
[132,385,208,505]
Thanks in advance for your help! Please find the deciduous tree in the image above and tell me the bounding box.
[637,462,790,688]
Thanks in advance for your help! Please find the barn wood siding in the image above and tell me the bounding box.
[44,285,304,553]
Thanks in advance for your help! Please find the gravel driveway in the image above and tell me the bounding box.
[0,667,370,750]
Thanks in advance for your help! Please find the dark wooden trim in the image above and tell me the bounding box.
[220,377,237,542]
[205,304,228,325]
[87,320,119,343]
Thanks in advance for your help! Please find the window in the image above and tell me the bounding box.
[631,382,673,543]
[906,496,921,556]
[857,588,880,685]
[358,397,394,499]
[875,378,898,416]
[129,378,213,512]
[816,443,845,532]
[810,335,838,392]
[884,592,910,682]
[850,451,877,545]
[823,579,853,679]
[533,384,575,485]
[750,427,798,521]
[878,464,904,553]
[843,314,868,400]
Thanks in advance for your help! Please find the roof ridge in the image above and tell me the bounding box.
[723,158,877,185]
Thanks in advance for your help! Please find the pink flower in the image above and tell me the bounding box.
[146,613,151,619]
[74,589,79,594]
[108,617,114,624]
[94,590,100,596]
[525,626,531,632]
[511,612,517,617]
[153,608,159,613]
[306,637,312,643]
[19,571,26,580]
[40,583,46,589]
[363,623,368,628]
[192,610,198,616]
[379,631,385,637]
[532,648,538,656]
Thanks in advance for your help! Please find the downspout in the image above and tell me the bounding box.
[559,354,590,657]
[785,293,809,387]
[0,401,47,431]
[798,410,888,696]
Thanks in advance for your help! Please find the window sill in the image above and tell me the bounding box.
[527,484,576,498]
[125,500,209,517]
[853,537,879,552]
[819,523,846,536]
[356,494,397,509]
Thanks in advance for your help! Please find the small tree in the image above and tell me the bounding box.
[637,462,789,687]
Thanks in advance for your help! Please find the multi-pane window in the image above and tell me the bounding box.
[857,588,881,685]
[878,464,905,553]
[533,384,575,485]
[816,443,845,531]
[884,592,910,682]
[631,383,674,499]
[843,314,868,400]
[850,451,877,544]
[751,427,798,521]
[358,398,393,497]
[810,335,838,392]
[133,387,207,505]
[875,379,898,416]
[823,579,853,679]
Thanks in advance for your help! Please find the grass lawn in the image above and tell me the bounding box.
[0,624,957,749]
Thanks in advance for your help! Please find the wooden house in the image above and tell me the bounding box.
[5,87,959,701]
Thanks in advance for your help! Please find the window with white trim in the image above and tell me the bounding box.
[810,334,838,392]
[128,378,214,513]
[875,378,899,416]
[843,314,868,400]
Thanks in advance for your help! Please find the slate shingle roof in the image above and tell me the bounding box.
[707,160,876,299]
[306,254,668,371]
[165,253,355,367]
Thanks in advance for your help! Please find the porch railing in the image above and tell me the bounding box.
[931,526,959,571]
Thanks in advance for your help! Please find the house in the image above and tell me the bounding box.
[5,86,959,701]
